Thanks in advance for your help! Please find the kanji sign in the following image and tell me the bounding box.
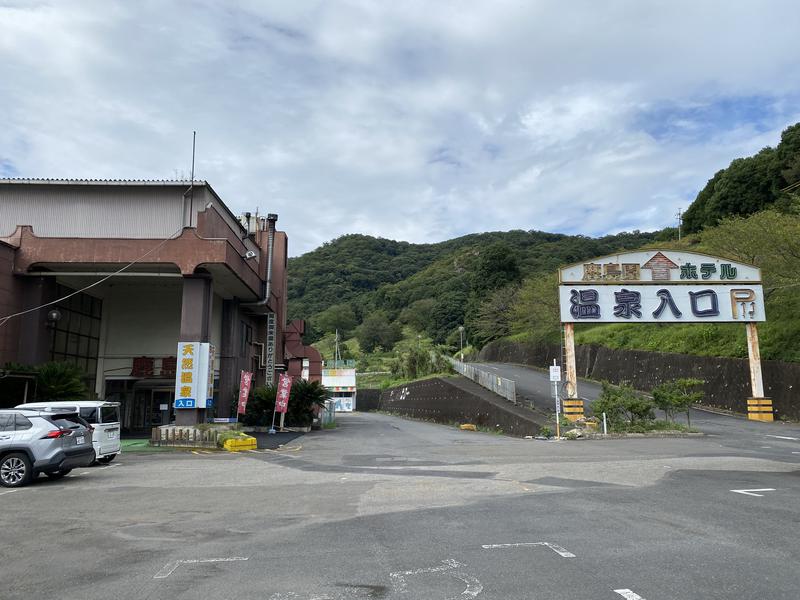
[174,342,215,409]
[275,373,292,414]
[559,250,765,324]
[237,371,254,415]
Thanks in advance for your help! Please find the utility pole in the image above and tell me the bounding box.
[676,208,683,241]
[458,325,464,362]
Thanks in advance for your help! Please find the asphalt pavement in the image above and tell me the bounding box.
[2,411,799,600]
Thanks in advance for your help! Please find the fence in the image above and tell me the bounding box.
[150,426,219,448]
[445,356,517,404]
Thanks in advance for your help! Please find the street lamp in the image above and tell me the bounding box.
[458,326,465,362]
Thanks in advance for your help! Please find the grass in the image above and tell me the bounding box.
[322,421,338,429]
[608,420,699,434]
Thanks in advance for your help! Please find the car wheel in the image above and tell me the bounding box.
[0,453,32,488]
[97,454,116,464]
[45,469,72,480]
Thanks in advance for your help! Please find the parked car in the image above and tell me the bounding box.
[0,409,96,488]
[17,401,121,464]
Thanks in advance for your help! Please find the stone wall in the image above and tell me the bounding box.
[479,340,800,419]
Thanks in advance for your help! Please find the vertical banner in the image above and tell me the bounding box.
[265,312,277,386]
[275,373,292,414]
[237,371,253,415]
[174,342,215,409]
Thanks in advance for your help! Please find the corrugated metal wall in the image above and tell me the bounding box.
[0,184,187,238]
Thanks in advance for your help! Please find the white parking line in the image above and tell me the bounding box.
[0,489,20,497]
[731,488,776,497]
[766,435,799,441]
[614,589,646,600]
[481,542,576,558]
[153,556,249,579]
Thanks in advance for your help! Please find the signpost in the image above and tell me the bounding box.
[558,250,769,421]
[550,360,561,438]
[174,342,215,410]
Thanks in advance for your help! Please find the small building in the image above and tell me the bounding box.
[321,364,357,411]
[0,179,320,429]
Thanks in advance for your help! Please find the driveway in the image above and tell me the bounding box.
[1,412,799,599]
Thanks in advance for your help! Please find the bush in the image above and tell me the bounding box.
[539,425,553,438]
[240,385,276,427]
[591,381,655,426]
[286,379,329,427]
[216,430,253,448]
[652,378,704,423]
[35,362,89,400]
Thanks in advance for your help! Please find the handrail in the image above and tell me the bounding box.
[445,357,517,404]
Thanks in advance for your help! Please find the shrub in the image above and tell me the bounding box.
[240,385,276,427]
[591,381,655,426]
[652,378,704,424]
[35,361,89,400]
[286,379,329,427]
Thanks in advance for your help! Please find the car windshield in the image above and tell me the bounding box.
[48,414,87,430]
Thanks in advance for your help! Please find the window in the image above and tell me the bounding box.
[0,414,14,432]
[101,406,120,424]
[49,284,102,392]
[14,414,32,430]
[240,321,253,355]
[80,407,99,424]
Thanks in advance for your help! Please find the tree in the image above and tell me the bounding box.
[398,298,436,333]
[240,385,276,426]
[470,285,519,348]
[509,273,561,342]
[471,242,521,295]
[313,303,358,337]
[428,291,468,344]
[286,379,329,427]
[592,381,655,426]
[35,362,88,400]
[355,311,402,353]
[652,378,704,425]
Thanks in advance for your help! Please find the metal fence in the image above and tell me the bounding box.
[445,357,517,404]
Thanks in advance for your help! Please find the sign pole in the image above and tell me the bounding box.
[563,323,578,399]
[745,322,765,398]
[268,408,277,435]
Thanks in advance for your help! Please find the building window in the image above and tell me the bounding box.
[49,284,102,392]
[240,321,253,355]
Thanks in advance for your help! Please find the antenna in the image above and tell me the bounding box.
[189,131,196,227]
[676,207,683,241]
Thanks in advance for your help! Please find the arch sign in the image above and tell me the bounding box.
[558,250,771,421]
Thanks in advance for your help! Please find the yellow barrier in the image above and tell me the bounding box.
[747,398,774,422]
[459,424,477,431]
[223,436,258,451]
[563,399,584,422]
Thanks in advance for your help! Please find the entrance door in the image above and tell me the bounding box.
[151,389,174,426]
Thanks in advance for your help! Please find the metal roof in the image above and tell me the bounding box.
[0,178,208,186]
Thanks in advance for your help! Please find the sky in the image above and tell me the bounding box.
[1,1,799,256]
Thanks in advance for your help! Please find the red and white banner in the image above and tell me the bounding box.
[236,371,254,415]
[275,373,292,414]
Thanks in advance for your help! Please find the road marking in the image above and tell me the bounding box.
[153,556,249,579]
[731,488,776,497]
[390,559,483,597]
[766,435,799,441]
[0,489,20,496]
[614,589,646,599]
[792,452,800,454]
[481,542,576,558]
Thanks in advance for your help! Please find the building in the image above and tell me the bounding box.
[321,363,357,411]
[0,179,320,428]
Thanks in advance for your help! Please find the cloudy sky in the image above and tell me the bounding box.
[2,1,799,255]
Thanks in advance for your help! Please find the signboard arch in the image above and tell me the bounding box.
[557,249,770,421]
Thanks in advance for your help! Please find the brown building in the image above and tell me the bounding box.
[0,179,320,428]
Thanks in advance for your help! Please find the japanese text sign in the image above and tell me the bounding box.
[237,371,254,415]
[275,373,292,414]
[558,250,765,324]
[174,342,215,409]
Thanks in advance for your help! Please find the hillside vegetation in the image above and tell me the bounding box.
[289,122,800,367]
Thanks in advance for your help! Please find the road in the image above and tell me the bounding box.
[472,360,800,460]
[2,411,800,599]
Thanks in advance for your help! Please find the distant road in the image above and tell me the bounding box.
[469,360,800,461]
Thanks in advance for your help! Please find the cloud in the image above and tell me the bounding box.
[2,1,800,255]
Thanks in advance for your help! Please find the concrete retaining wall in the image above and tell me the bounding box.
[479,340,800,419]
[376,376,543,437]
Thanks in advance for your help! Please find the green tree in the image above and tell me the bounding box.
[286,379,329,427]
[428,291,468,344]
[591,381,654,426]
[356,311,402,352]
[398,298,436,333]
[471,242,521,295]
[509,273,561,341]
[313,303,358,337]
[35,362,88,400]
[470,285,519,348]
[652,378,704,424]
[241,385,276,426]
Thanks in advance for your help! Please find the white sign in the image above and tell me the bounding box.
[159,404,169,411]
[559,284,765,323]
[549,366,561,382]
[174,342,215,409]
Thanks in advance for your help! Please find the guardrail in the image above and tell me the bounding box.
[445,356,517,404]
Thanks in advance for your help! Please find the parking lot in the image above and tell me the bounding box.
[2,411,800,600]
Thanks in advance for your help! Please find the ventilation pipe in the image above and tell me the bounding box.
[242,213,278,308]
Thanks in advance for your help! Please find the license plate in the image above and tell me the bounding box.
[76,436,85,445]
[107,431,117,439]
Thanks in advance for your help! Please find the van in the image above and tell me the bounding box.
[15,401,121,463]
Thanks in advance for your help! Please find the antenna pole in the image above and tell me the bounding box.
[189,131,196,227]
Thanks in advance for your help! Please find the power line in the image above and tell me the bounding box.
[0,225,185,328]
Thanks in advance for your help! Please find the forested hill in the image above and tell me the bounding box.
[287,228,662,343]
[683,122,800,231]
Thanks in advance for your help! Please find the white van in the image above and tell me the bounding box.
[16,401,121,463]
